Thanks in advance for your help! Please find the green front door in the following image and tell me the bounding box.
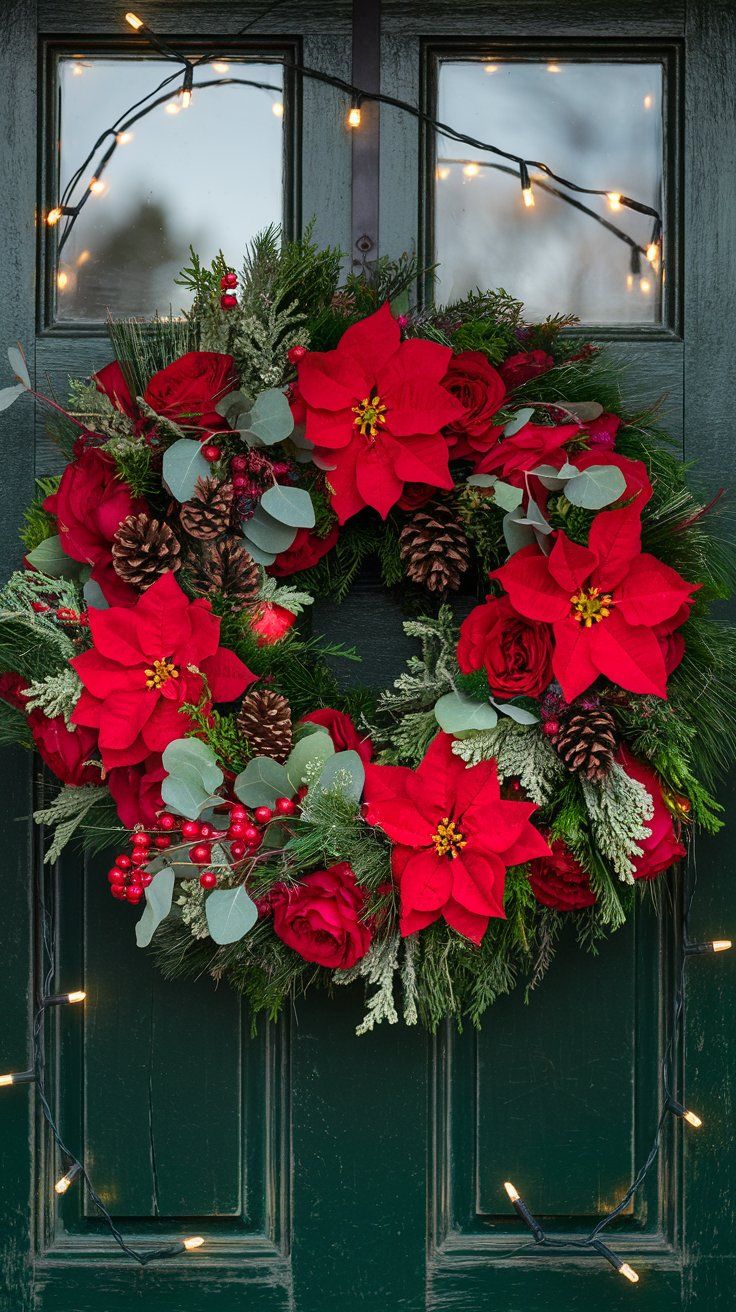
[1,2,735,1309]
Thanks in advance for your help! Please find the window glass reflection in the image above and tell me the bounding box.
[434,60,663,324]
[55,56,285,320]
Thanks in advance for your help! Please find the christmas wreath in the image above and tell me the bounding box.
[2,228,734,1033]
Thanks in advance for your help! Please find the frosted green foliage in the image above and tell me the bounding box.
[581,763,654,882]
[453,719,565,805]
[24,668,82,725]
[34,784,106,864]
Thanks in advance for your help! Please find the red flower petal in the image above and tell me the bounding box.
[547,532,596,593]
[322,442,367,523]
[551,617,602,701]
[305,405,354,449]
[299,347,370,412]
[133,572,194,660]
[442,897,494,945]
[492,546,570,623]
[589,609,668,697]
[588,503,642,591]
[616,553,697,628]
[451,849,506,918]
[71,648,141,699]
[384,381,463,437]
[200,647,256,702]
[400,848,453,911]
[97,690,155,752]
[354,442,404,518]
[86,607,144,666]
[389,431,453,491]
[380,336,454,390]
[337,302,401,373]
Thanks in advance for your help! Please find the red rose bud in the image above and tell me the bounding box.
[249,601,297,646]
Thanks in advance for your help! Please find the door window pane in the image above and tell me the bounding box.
[433,59,664,325]
[54,55,286,321]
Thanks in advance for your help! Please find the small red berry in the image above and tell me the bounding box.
[132,831,150,847]
[254,806,273,825]
[543,719,560,737]
[140,872,153,887]
[126,884,143,904]
[228,821,247,839]
[243,824,260,844]
[131,849,150,867]
[230,841,246,860]
[247,832,262,852]
[287,344,307,364]
[154,835,171,850]
[114,854,132,870]
[232,475,248,490]
[220,292,237,310]
[275,796,296,816]
[199,823,214,839]
[181,820,200,840]
[202,443,221,463]
[231,804,247,822]
[158,813,177,831]
[107,867,126,885]
[189,843,212,865]
[111,884,127,900]
[220,271,238,290]
[199,870,217,890]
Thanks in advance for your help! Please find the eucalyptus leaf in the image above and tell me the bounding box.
[0,382,25,411]
[466,473,498,489]
[260,483,316,529]
[216,389,253,421]
[161,768,218,820]
[239,536,277,566]
[531,461,580,491]
[311,452,338,472]
[502,509,537,556]
[503,407,535,437]
[234,756,294,807]
[25,534,83,579]
[162,438,210,502]
[491,700,539,725]
[565,464,626,510]
[135,868,175,948]
[244,507,298,554]
[7,345,31,388]
[513,497,552,534]
[434,692,498,734]
[560,400,604,423]
[286,731,335,790]
[289,424,313,451]
[316,750,365,802]
[82,578,109,609]
[244,388,294,445]
[493,480,524,512]
[162,737,223,794]
[205,884,258,945]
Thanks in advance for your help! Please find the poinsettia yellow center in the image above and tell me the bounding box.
[145,658,180,690]
[570,586,613,627]
[431,817,467,860]
[352,393,387,439]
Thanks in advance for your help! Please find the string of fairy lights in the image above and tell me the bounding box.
[3,0,725,1281]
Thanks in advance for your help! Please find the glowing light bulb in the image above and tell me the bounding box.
[0,1074,13,1087]
[57,271,69,291]
[607,192,622,211]
[347,105,362,128]
[644,93,653,109]
[125,12,144,29]
[181,88,192,109]
[76,249,90,267]
[0,1071,34,1087]
[462,162,480,178]
[89,178,105,195]
[639,277,652,295]
[626,273,634,291]
[484,64,498,74]
[620,1264,640,1284]
[212,61,229,74]
[436,166,450,181]
[712,939,732,952]
[504,1181,520,1202]
[183,1236,205,1251]
[519,162,534,208]
[54,1163,82,1195]
[116,131,133,144]
[66,991,86,1004]
[684,1109,703,1128]
[547,62,561,73]
[72,63,84,77]
[165,102,180,115]
[272,102,284,118]
[646,241,659,264]
[46,208,62,227]
[523,186,535,208]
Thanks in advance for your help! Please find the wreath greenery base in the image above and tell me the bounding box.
[1,227,734,1034]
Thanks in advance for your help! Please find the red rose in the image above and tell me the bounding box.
[44,449,146,605]
[94,360,137,420]
[617,745,686,880]
[143,352,238,434]
[442,350,506,458]
[529,839,597,911]
[108,754,165,828]
[268,524,339,577]
[500,349,554,390]
[300,708,373,763]
[584,413,621,449]
[270,862,371,968]
[474,420,581,484]
[249,601,297,645]
[71,572,255,769]
[457,596,553,700]
[0,674,99,784]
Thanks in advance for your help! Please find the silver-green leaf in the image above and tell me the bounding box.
[434,692,498,734]
[286,730,335,790]
[205,885,258,945]
[162,438,211,502]
[135,868,175,948]
[234,756,294,807]
[259,483,316,529]
[565,464,626,510]
[244,388,294,445]
[316,750,365,802]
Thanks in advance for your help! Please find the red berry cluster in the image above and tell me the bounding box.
[107,798,298,904]
[220,269,238,310]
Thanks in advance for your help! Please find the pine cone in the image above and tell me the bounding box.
[179,477,234,541]
[237,687,292,764]
[552,703,617,782]
[111,513,181,590]
[185,536,260,611]
[399,499,470,594]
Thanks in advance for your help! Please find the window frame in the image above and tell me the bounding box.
[421,39,683,340]
[39,35,301,335]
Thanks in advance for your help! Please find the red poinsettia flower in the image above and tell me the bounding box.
[71,572,255,769]
[363,733,549,944]
[491,505,697,701]
[616,745,686,879]
[296,303,464,522]
[474,420,581,484]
